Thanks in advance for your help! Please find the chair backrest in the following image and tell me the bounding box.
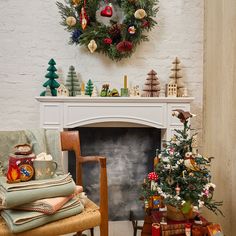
[60,131,108,235]
[60,131,83,185]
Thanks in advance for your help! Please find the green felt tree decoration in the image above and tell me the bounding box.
[141,110,223,216]
[85,79,94,97]
[40,59,60,96]
[65,66,81,96]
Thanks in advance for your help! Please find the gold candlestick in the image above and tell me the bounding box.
[124,75,128,89]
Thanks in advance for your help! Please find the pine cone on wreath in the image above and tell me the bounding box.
[108,23,122,42]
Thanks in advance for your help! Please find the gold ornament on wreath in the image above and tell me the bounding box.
[56,0,159,61]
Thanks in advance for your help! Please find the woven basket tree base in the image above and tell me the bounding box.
[166,204,196,221]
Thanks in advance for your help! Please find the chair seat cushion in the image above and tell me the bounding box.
[0,199,100,236]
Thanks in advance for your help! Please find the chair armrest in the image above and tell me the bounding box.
[80,156,108,225]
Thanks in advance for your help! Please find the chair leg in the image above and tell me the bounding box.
[90,228,94,236]
[100,221,108,236]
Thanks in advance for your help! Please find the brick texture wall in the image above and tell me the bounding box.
[0,0,203,130]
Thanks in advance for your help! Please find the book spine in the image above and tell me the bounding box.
[161,228,185,236]
[161,223,185,231]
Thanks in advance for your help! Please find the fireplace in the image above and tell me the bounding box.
[36,96,193,219]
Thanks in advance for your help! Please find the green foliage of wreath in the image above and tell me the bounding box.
[57,0,159,61]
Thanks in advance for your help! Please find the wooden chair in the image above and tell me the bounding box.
[0,131,108,236]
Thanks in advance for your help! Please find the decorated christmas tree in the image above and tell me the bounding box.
[141,110,223,218]
[169,57,185,97]
[85,79,94,97]
[142,70,161,97]
[40,59,60,96]
[65,66,81,96]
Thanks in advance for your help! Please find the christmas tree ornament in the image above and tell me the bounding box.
[166,176,174,185]
[88,40,97,53]
[66,16,77,26]
[100,3,113,17]
[72,0,80,6]
[128,26,136,34]
[142,70,161,97]
[116,40,133,52]
[148,172,158,191]
[152,195,162,209]
[72,29,82,43]
[191,134,198,155]
[142,20,150,28]
[40,59,60,96]
[184,152,200,171]
[85,79,94,96]
[175,184,181,196]
[80,7,88,30]
[172,109,196,123]
[134,9,147,19]
[65,66,81,96]
[103,37,112,44]
[57,0,158,60]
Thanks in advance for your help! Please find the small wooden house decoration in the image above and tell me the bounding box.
[167,57,185,97]
[167,83,177,97]
[57,84,69,97]
[130,85,141,97]
[142,70,161,97]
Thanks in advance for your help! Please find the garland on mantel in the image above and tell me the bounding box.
[56,0,159,61]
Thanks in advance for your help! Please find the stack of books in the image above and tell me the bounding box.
[152,210,209,236]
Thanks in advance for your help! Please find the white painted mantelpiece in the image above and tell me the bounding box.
[36,97,194,141]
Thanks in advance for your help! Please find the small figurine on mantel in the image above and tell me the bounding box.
[167,57,186,97]
[100,84,110,97]
[85,79,94,97]
[129,85,141,97]
[142,70,161,97]
[65,66,81,96]
[92,86,98,97]
[40,59,60,96]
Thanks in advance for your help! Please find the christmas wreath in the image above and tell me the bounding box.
[57,0,159,61]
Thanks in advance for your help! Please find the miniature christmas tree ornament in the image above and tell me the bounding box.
[40,59,60,96]
[85,79,94,96]
[142,70,161,97]
[65,66,81,96]
[167,57,185,97]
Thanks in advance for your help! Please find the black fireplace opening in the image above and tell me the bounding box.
[68,127,161,221]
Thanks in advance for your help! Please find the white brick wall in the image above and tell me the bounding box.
[0,0,203,130]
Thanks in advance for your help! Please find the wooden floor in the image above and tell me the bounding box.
[64,220,143,236]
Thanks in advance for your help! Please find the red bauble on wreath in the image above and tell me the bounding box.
[100,3,113,17]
